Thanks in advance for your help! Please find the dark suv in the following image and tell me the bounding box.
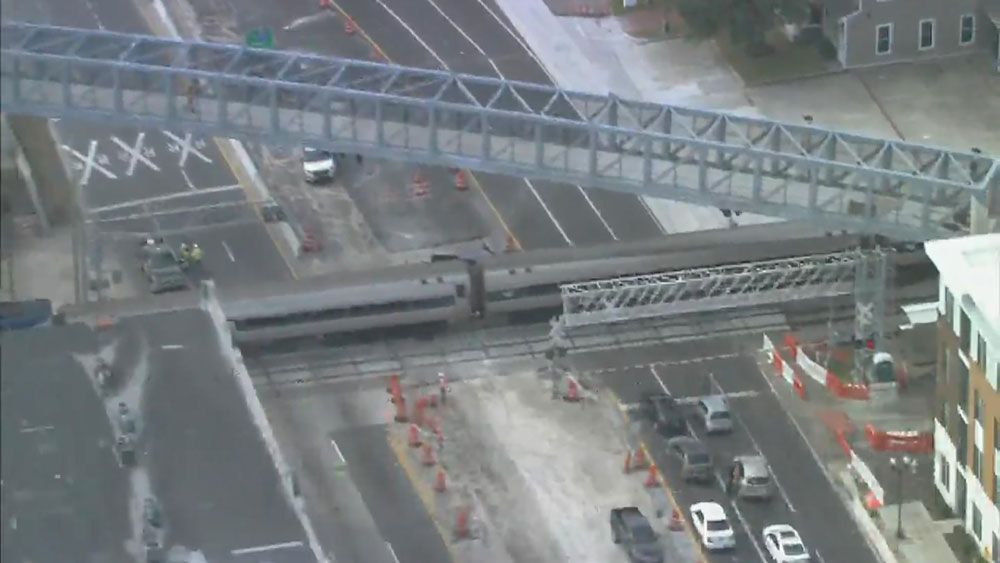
[611,507,664,563]
[641,392,687,438]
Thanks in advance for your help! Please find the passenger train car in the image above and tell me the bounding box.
[221,223,923,345]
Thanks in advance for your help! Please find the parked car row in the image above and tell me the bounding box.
[634,391,813,562]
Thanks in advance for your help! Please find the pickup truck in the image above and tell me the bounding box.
[610,507,664,563]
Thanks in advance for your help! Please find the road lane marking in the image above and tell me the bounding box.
[63,141,117,185]
[329,438,346,467]
[386,542,401,563]
[370,0,449,68]
[111,133,160,175]
[815,549,826,563]
[707,373,797,513]
[524,179,573,245]
[221,241,236,262]
[161,344,184,350]
[418,0,616,241]
[180,167,195,191]
[163,131,211,166]
[650,364,671,394]
[712,473,768,563]
[19,425,55,434]
[230,541,304,555]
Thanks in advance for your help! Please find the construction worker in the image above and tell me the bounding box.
[189,243,203,264]
[178,243,191,264]
[185,79,200,113]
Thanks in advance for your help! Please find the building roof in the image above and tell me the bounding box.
[925,234,1000,329]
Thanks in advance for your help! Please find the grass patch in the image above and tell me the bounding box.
[715,27,837,86]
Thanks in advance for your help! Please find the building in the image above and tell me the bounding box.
[928,234,1000,559]
[820,0,999,69]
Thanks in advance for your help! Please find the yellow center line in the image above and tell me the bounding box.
[386,432,460,561]
[327,0,522,253]
[215,141,300,279]
[608,389,709,563]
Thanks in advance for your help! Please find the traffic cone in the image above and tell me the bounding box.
[300,227,321,253]
[386,374,401,396]
[644,464,659,488]
[632,448,648,470]
[344,18,356,35]
[413,396,429,427]
[421,442,436,466]
[504,234,518,253]
[793,374,806,400]
[564,377,581,402]
[454,507,470,539]
[318,0,332,9]
[371,47,386,62]
[394,396,408,423]
[454,171,468,191]
[412,171,429,198]
[433,468,447,492]
[408,423,421,448]
[669,508,683,531]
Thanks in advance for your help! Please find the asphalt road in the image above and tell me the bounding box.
[1,324,132,563]
[327,0,667,249]
[4,0,292,289]
[577,336,881,563]
[258,378,452,563]
[131,309,314,562]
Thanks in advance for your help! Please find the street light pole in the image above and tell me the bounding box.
[890,455,918,540]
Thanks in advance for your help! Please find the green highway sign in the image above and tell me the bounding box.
[245,27,274,49]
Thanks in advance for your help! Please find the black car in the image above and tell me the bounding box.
[611,507,664,563]
[641,392,687,438]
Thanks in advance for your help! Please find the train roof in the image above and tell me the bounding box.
[220,260,467,319]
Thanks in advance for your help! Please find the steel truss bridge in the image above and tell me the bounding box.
[2,23,997,240]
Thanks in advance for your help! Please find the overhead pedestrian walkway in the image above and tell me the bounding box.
[1,22,996,239]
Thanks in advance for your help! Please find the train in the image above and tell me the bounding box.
[220,223,928,346]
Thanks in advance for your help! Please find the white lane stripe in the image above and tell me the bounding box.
[650,364,670,395]
[468,0,549,78]
[419,0,616,240]
[815,550,827,563]
[523,179,572,245]
[330,438,346,466]
[19,425,55,434]
[386,542,401,563]
[111,133,160,175]
[161,344,184,350]
[230,541,304,555]
[222,240,236,262]
[707,373,796,513]
[376,0,578,244]
[370,0,449,68]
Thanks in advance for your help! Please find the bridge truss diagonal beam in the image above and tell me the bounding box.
[2,22,997,239]
[559,251,869,328]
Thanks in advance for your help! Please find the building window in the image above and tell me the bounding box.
[960,14,976,46]
[995,418,999,451]
[973,504,983,540]
[960,309,971,357]
[959,415,969,461]
[940,453,951,488]
[976,391,984,425]
[919,19,935,50]
[977,334,987,368]
[945,288,955,327]
[974,447,983,483]
[960,360,970,406]
[876,24,893,55]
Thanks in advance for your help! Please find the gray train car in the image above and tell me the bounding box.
[476,223,862,319]
[222,260,469,344]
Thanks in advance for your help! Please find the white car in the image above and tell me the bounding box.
[302,146,338,183]
[763,524,811,562]
[690,502,735,551]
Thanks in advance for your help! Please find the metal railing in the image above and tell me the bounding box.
[2,23,997,239]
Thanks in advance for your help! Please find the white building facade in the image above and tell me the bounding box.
[927,234,1000,560]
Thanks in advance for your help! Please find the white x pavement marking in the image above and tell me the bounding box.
[111,133,160,175]
[162,131,212,167]
[62,140,117,185]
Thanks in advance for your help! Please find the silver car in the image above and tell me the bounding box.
[728,455,775,500]
[696,395,733,434]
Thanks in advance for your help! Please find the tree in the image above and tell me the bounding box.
[671,0,810,53]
